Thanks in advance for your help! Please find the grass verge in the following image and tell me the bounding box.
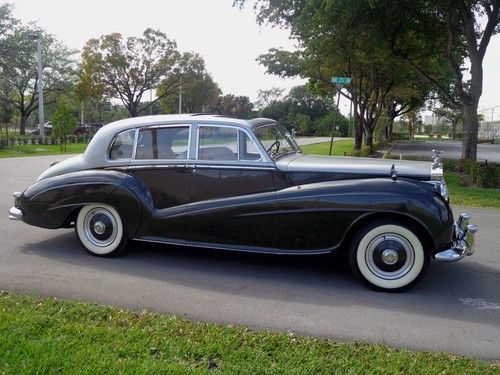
[0,143,87,158]
[0,291,497,374]
[444,172,500,208]
[301,140,380,157]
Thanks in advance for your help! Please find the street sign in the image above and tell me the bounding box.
[331,76,352,85]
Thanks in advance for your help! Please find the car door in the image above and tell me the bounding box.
[127,124,191,242]
[186,124,279,250]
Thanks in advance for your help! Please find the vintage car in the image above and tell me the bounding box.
[9,114,478,291]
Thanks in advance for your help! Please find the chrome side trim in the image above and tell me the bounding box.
[133,237,333,255]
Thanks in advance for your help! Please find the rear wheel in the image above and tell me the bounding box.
[349,220,429,291]
[75,204,128,257]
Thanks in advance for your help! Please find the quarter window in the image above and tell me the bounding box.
[109,129,136,160]
[135,126,189,160]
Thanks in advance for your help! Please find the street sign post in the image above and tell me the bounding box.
[329,77,352,155]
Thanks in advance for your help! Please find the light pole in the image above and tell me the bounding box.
[178,82,182,114]
[36,37,45,142]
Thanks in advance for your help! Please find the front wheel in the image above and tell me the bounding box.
[75,204,128,257]
[349,221,429,291]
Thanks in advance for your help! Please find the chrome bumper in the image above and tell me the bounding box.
[435,213,478,262]
[9,206,22,221]
[8,192,23,221]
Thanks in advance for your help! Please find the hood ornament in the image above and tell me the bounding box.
[390,163,398,181]
[432,149,443,169]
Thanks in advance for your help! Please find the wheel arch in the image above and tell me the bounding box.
[339,211,436,256]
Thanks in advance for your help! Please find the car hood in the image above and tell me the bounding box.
[276,153,432,180]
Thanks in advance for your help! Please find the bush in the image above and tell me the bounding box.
[0,138,7,150]
[457,159,500,188]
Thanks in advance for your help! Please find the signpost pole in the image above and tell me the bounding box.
[329,90,341,156]
[37,38,45,143]
[329,77,351,156]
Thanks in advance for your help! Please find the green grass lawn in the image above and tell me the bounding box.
[0,143,88,158]
[0,292,497,375]
[301,140,369,156]
[444,172,500,208]
[302,141,500,209]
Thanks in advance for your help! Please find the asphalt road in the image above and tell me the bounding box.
[1,155,499,360]
[391,140,500,163]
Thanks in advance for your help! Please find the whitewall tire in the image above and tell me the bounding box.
[349,221,429,291]
[75,204,127,257]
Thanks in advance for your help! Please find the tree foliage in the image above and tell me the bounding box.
[214,94,254,118]
[260,85,349,136]
[158,52,221,114]
[0,20,76,134]
[51,97,78,152]
[80,28,181,117]
[237,0,500,160]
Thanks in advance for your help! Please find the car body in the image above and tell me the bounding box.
[9,114,478,291]
[31,122,53,136]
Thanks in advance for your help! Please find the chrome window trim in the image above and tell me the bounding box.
[118,163,276,171]
[195,123,269,164]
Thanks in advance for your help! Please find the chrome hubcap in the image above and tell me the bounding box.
[381,249,398,265]
[365,234,415,280]
[93,221,106,235]
[83,208,118,247]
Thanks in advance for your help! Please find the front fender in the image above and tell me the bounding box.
[19,170,143,237]
[276,177,453,252]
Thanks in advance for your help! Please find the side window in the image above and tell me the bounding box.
[198,126,237,161]
[109,129,135,160]
[136,126,189,160]
[239,130,263,162]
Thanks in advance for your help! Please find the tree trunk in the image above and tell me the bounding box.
[19,114,29,135]
[461,100,479,161]
[354,114,363,150]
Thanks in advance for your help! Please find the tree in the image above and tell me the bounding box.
[239,0,434,150]
[0,25,75,134]
[359,0,500,160]
[214,94,254,118]
[51,97,77,152]
[81,28,182,117]
[158,52,221,113]
[255,87,285,109]
[434,107,462,140]
[260,85,348,136]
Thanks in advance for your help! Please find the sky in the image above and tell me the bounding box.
[5,0,500,120]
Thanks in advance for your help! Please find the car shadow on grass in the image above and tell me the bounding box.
[19,230,500,325]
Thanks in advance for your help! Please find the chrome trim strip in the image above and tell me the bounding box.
[120,164,276,171]
[133,237,333,255]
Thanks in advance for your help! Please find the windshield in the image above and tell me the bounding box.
[254,123,300,159]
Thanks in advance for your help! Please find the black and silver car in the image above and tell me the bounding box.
[9,114,478,291]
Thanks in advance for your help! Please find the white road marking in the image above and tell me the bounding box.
[459,297,500,311]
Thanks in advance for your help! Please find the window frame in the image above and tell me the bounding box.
[194,123,267,164]
[132,124,192,161]
[107,128,139,161]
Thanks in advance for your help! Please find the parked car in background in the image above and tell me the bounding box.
[9,114,478,291]
[31,122,53,136]
[75,123,103,135]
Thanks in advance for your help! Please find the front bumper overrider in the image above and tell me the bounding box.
[434,213,478,262]
[8,192,23,221]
